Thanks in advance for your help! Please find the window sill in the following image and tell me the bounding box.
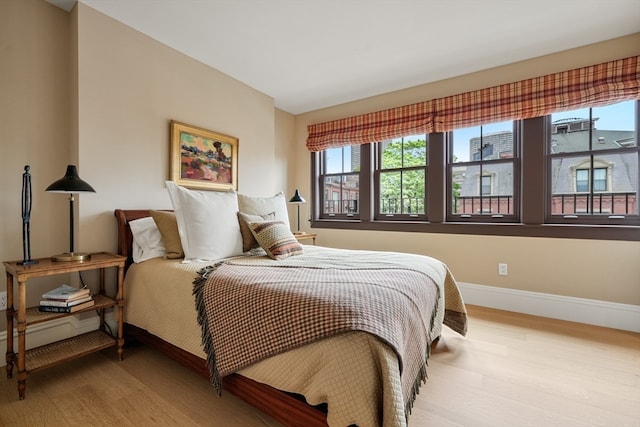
[311,219,640,241]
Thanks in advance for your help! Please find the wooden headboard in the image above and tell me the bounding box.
[114,209,156,271]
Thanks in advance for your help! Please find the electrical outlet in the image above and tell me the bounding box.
[0,291,7,310]
[498,263,508,276]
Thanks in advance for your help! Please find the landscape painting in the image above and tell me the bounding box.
[170,120,238,191]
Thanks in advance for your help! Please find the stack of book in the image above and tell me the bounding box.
[39,284,95,313]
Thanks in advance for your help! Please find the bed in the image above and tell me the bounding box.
[115,199,467,427]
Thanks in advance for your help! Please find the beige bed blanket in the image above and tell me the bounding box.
[123,245,466,427]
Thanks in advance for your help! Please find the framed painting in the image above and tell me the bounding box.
[170,120,238,191]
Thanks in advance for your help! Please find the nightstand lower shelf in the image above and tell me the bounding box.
[24,330,116,372]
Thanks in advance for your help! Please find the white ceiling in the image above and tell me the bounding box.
[48,0,640,114]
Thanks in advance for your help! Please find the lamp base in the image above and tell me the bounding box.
[51,252,92,262]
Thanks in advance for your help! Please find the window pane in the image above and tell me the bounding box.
[551,108,590,153]
[452,164,479,214]
[379,169,427,215]
[452,163,514,215]
[481,162,514,214]
[592,101,637,151]
[325,146,360,174]
[452,121,513,162]
[481,175,492,195]
[323,174,359,215]
[550,152,637,215]
[451,165,465,213]
[593,168,607,191]
[452,126,479,163]
[324,148,343,174]
[343,174,360,214]
[551,101,637,154]
[402,169,425,214]
[380,171,401,214]
[323,175,342,213]
[380,135,426,169]
[403,135,427,167]
[575,169,589,192]
[595,153,637,214]
[345,146,360,173]
[381,138,402,169]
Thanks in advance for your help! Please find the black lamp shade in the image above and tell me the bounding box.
[289,189,305,204]
[45,165,96,193]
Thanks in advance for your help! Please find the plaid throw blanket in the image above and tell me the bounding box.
[193,257,443,419]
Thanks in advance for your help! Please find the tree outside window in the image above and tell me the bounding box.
[377,135,427,217]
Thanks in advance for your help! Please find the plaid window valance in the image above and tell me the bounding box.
[306,56,640,152]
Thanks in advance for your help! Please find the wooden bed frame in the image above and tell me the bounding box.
[114,209,327,427]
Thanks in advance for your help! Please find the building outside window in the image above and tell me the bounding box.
[448,121,519,220]
[318,146,360,218]
[548,101,638,220]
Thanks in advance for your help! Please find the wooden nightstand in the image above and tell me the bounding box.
[3,252,126,399]
[294,233,317,245]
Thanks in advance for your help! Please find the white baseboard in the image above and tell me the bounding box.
[458,282,640,333]
[0,315,101,368]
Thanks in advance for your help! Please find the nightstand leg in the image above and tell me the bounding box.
[17,375,26,400]
[116,265,125,361]
[5,273,14,379]
[98,268,106,331]
[16,279,27,399]
[4,353,13,379]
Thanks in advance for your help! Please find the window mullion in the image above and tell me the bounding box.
[428,133,445,223]
[522,116,545,224]
[588,108,594,215]
[360,144,372,221]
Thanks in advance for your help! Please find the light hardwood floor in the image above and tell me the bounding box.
[1,305,638,426]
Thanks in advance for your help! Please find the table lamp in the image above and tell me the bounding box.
[45,165,96,262]
[288,189,306,235]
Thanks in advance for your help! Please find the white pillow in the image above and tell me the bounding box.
[129,217,166,263]
[165,181,243,261]
[237,192,290,228]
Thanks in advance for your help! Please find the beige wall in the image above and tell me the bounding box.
[295,34,640,306]
[0,0,74,329]
[74,3,281,258]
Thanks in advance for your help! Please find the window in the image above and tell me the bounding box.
[448,121,519,221]
[575,167,607,193]
[548,101,638,223]
[593,168,607,192]
[481,175,492,195]
[310,102,639,240]
[375,135,427,219]
[318,146,360,218]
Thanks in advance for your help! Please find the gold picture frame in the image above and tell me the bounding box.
[170,120,238,191]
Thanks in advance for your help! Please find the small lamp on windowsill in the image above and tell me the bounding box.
[45,165,96,262]
[288,189,306,235]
